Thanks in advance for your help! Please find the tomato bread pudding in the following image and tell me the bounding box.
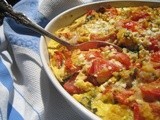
[48,6,160,120]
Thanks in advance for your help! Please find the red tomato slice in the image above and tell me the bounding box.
[132,103,145,120]
[151,51,160,63]
[103,86,112,94]
[62,49,72,58]
[54,51,64,68]
[149,103,160,117]
[148,38,159,52]
[65,58,73,71]
[63,73,83,95]
[131,11,149,21]
[65,58,80,74]
[96,68,115,84]
[111,52,131,69]
[140,80,160,102]
[106,7,118,16]
[85,51,103,61]
[123,21,137,32]
[113,89,146,120]
[151,62,160,69]
[88,58,106,75]
[90,32,117,42]
[88,58,121,84]
[113,90,134,105]
[90,34,108,41]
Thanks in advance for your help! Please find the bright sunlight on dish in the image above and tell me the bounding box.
[48,5,160,120]
[40,1,160,120]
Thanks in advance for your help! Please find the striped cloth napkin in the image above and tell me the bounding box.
[0,0,99,120]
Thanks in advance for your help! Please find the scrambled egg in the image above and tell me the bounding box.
[48,6,160,120]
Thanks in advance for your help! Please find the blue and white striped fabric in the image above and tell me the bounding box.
[0,0,99,120]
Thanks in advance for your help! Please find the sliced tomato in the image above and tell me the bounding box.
[111,52,131,69]
[133,61,142,69]
[96,69,114,84]
[85,51,103,61]
[54,51,64,68]
[151,51,160,63]
[132,103,145,120]
[90,34,108,41]
[65,58,80,74]
[106,7,118,17]
[140,80,160,102]
[96,64,120,83]
[103,86,112,94]
[90,32,117,42]
[123,21,137,32]
[149,103,160,117]
[113,90,146,120]
[62,49,71,58]
[88,58,121,84]
[65,58,73,70]
[131,11,149,21]
[113,90,134,105]
[88,58,107,75]
[148,38,159,52]
[151,62,160,69]
[63,73,83,95]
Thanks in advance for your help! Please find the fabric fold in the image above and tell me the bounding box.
[1,0,100,119]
